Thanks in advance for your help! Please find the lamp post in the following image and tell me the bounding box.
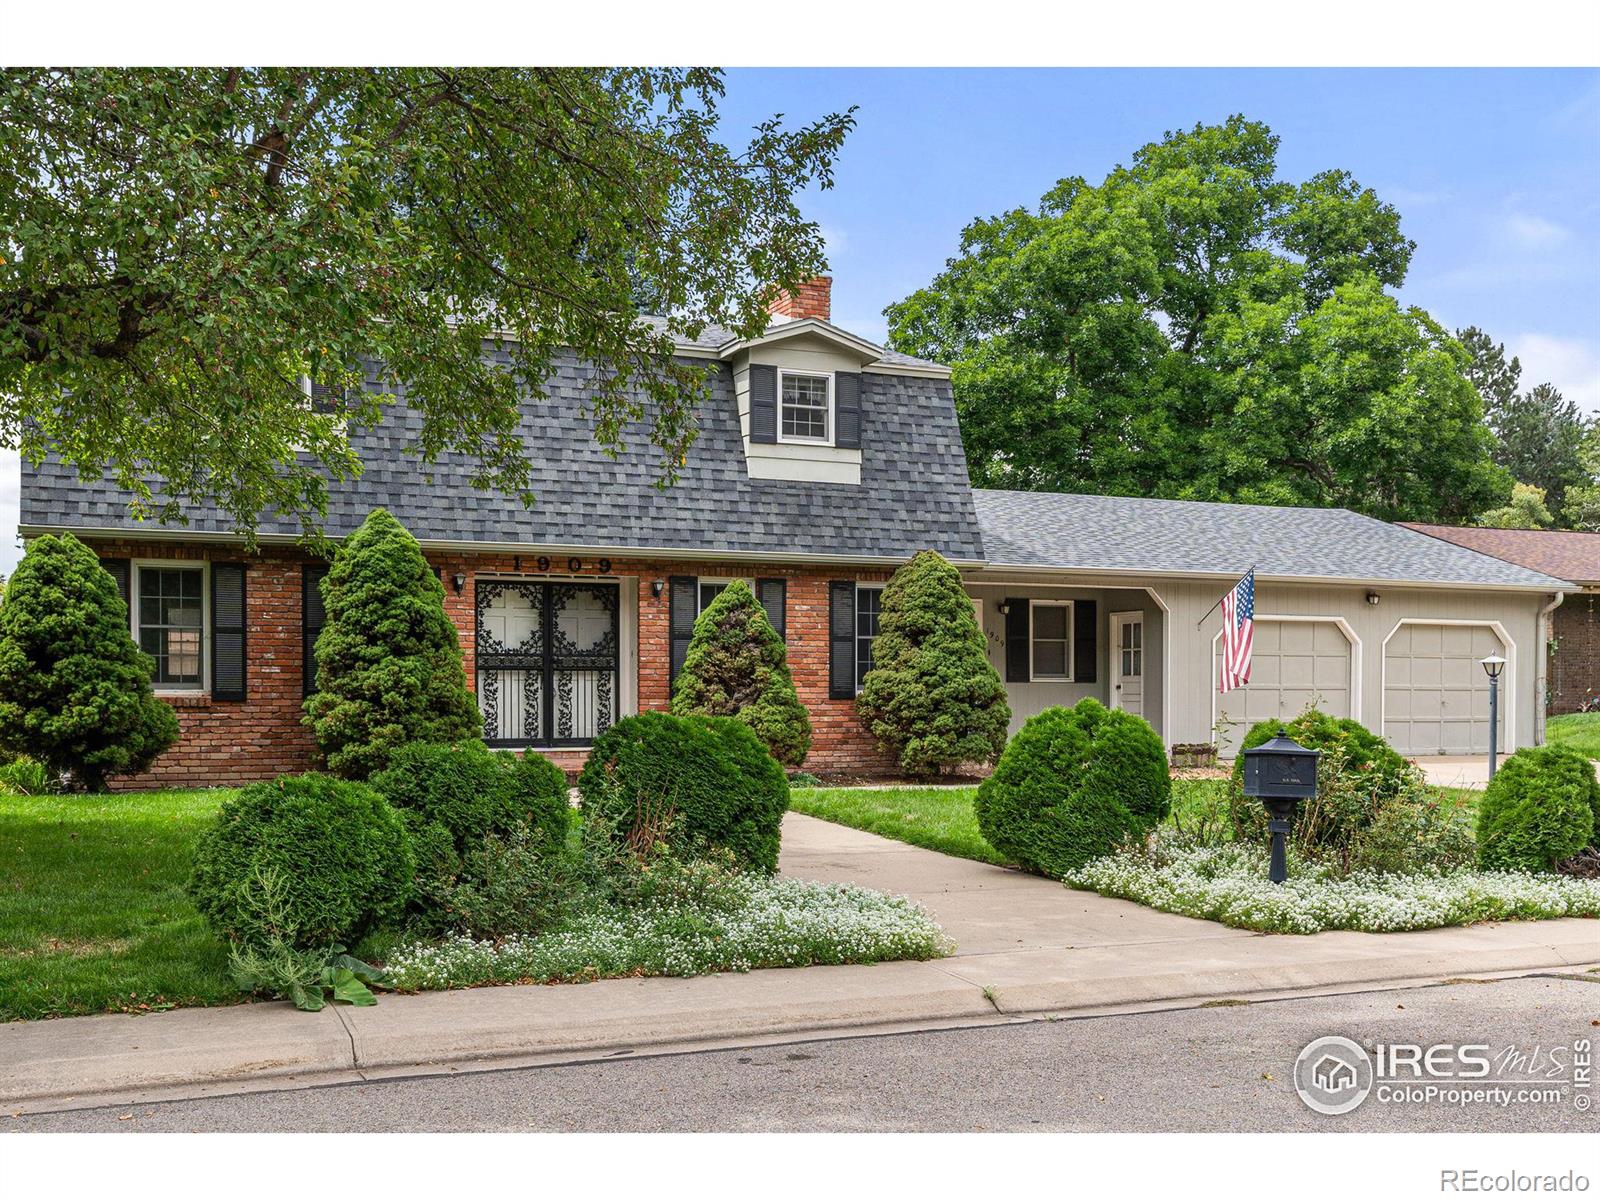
[1480,654,1505,780]
[1241,729,1320,884]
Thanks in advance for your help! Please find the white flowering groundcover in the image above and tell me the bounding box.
[385,876,952,991]
[1063,835,1600,934]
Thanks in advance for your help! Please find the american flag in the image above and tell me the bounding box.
[1218,569,1255,694]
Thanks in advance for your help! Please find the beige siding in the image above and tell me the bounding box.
[967,583,1166,738]
[965,569,1552,756]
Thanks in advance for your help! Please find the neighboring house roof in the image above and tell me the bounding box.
[19,347,984,565]
[1401,524,1600,587]
[973,489,1572,591]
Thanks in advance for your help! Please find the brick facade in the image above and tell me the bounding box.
[91,539,895,788]
[765,275,832,322]
[1548,591,1600,715]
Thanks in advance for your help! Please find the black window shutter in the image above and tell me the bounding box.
[828,581,856,700]
[669,575,698,686]
[102,557,131,620]
[1074,600,1098,683]
[756,578,786,639]
[835,372,863,449]
[211,562,248,701]
[302,564,330,698]
[749,364,778,444]
[1004,598,1029,683]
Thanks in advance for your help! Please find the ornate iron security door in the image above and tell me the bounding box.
[476,581,619,747]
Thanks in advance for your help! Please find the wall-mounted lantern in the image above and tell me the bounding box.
[1366,592,1381,606]
[451,572,467,595]
[652,579,665,599]
[1241,729,1320,884]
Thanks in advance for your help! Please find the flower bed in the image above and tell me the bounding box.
[1063,834,1600,934]
[384,876,952,990]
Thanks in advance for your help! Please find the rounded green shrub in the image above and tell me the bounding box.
[672,579,812,766]
[1227,710,1419,854]
[975,698,1170,877]
[578,711,789,873]
[856,550,1011,775]
[0,533,179,791]
[369,740,571,855]
[188,774,414,948]
[1477,746,1599,873]
[302,508,479,779]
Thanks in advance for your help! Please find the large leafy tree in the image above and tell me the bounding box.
[0,69,853,537]
[886,116,1507,522]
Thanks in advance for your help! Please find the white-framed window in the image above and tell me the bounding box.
[778,370,832,444]
[698,578,753,613]
[855,585,884,691]
[1029,599,1074,682]
[133,561,208,690]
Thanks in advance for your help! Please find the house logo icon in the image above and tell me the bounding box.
[1294,1036,1374,1115]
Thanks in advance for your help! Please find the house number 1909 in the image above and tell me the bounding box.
[529,556,613,575]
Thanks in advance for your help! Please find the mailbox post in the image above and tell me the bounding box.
[1241,729,1321,884]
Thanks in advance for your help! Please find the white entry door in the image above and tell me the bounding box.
[1111,611,1144,718]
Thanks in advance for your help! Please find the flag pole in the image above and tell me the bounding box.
[1196,567,1254,629]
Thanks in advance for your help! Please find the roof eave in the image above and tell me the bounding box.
[967,560,1571,593]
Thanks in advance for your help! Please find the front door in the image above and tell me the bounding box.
[1111,611,1144,718]
[475,580,620,747]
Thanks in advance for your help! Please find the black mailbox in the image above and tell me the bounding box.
[1241,731,1320,801]
[1241,729,1320,883]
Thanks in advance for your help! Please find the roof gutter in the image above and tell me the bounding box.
[17,523,984,570]
[967,560,1574,595]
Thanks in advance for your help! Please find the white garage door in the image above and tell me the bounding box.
[1383,623,1506,755]
[1215,620,1351,753]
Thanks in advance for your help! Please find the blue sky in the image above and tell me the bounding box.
[3,68,1597,574]
[721,68,1600,397]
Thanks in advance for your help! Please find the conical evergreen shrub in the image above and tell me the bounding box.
[857,550,1011,775]
[0,533,179,790]
[303,508,479,779]
[672,580,812,767]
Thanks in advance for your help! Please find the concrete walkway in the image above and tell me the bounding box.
[3,813,1596,1113]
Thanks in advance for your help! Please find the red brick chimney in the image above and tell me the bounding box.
[766,275,832,323]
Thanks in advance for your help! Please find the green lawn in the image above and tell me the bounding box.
[789,785,1006,864]
[0,789,239,1021]
[789,778,1232,867]
[1548,712,1600,760]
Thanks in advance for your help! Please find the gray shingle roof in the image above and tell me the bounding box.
[21,351,984,563]
[973,489,1572,590]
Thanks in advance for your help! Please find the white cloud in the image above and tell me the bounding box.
[1504,213,1572,249]
[1506,332,1600,416]
[0,448,20,577]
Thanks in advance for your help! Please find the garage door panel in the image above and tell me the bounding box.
[1383,622,1506,756]
[1217,619,1352,754]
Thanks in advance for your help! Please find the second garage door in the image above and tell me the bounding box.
[1216,619,1352,753]
[1383,623,1506,755]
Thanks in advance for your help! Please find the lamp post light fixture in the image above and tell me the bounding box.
[1481,654,1506,780]
[1241,728,1320,884]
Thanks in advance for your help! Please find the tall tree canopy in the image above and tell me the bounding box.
[1457,327,1588,514]
[0,69,853,537]
[885,116,1507,523]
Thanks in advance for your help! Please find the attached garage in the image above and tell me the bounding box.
[1215,618,1354,751]
[1383,622,1508,755]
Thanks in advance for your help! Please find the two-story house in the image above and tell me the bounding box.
[17,278,1571,786]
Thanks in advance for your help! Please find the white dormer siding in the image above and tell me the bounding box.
[730,331,867,485]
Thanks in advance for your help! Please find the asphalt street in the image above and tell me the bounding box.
[11,974,1598,1133]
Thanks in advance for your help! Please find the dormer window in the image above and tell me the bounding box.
[779,371,832,444]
